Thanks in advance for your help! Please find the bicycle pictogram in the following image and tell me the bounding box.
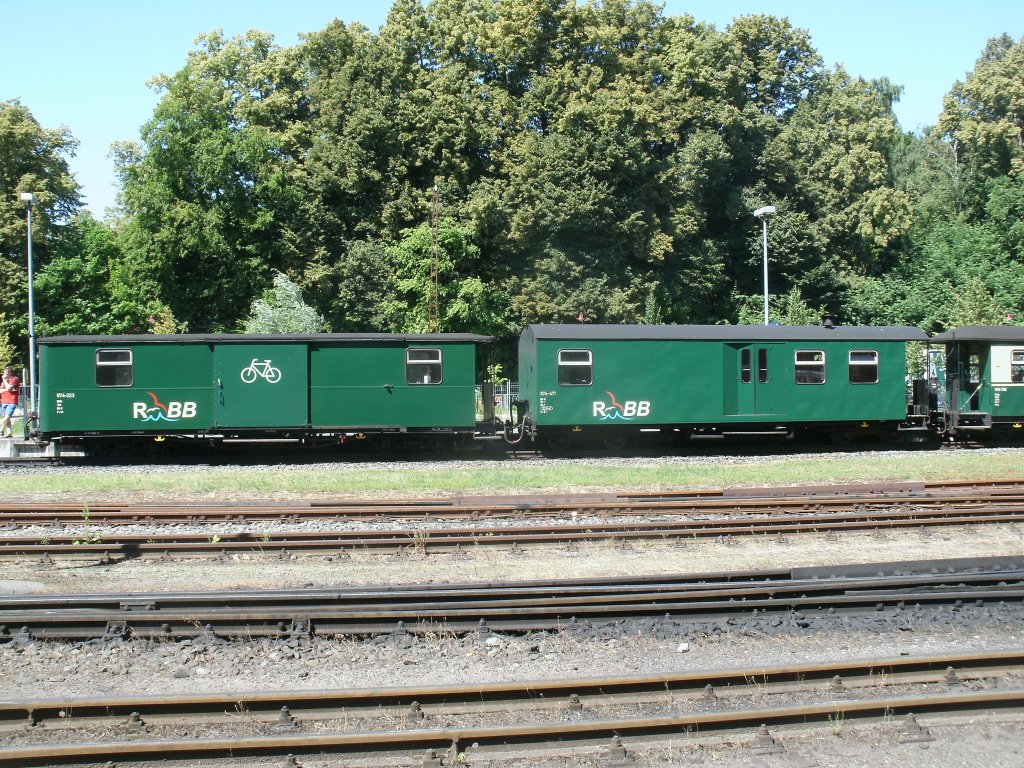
[240,359,282,384]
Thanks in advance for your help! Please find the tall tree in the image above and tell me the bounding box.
[35,215,147,336]
[891,128,964,224]
[115,31,294,332]
[939,34,1024,188]
[858,33,1024,332]
[655,13,829,320]
[0,100,82,361]
[470,0,706,323]
[383,220,510,333]
[757,69,911,313]
[726,14,822,119]
[107,2,961,333]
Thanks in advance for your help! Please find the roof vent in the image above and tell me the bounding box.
[823,316,835,329]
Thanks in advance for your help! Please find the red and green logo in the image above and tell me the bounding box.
[592,391,651,420]
[132,392,197,422]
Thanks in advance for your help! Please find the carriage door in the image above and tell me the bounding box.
[733,344,778,416]
[950,343,986,413]
[214,344,309,428]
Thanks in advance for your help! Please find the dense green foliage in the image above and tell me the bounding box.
[2,1,1023,362]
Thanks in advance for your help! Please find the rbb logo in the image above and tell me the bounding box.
[132,400,198,421]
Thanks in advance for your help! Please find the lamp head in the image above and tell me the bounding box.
[753,205,776,219]
[19,192,35,204]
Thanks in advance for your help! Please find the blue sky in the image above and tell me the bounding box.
[2,1,1022,217]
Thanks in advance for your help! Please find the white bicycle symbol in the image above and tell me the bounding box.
[240,359,282,384]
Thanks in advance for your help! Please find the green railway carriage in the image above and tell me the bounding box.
[37,333,493,446]
[517,324,929,448]
[929,325,1024,438]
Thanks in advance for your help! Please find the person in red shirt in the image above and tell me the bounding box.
[1,366,20,438]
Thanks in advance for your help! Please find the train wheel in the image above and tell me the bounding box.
[829,428,852,446]
[546,434,572,451]
[602,433,630,451]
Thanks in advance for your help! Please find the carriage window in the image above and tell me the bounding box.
[558,349,593,385]
[758,348,769,384]
[740,349,751,384]
[795,350,825,384]
[406,348,442,384]
[849,350,878,384]
[969,353,981,383]
[1012,351,1024,383]
[96,349,133,387]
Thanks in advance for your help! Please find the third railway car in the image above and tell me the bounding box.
[930,325,1024,438]
[515,324,930,449]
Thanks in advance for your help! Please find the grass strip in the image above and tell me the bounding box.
[3,449,1023,498]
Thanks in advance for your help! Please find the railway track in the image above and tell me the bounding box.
[4,478,1024,526]
[3,649,1020,729]
[3,480,1024,561]
[4,479,1022,767]
[2,556,1021,640]
[3,499,1024,561]
[3,503,1024,560]
[1,651,1021,766]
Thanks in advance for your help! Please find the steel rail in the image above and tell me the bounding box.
[6,493,1024,523]
[1,649,1021,730]
[3,506,1024,561]
[4,479,1024,525]
[1,689,1022,767]
[3,558,1022,609]
[3,567,1022,639]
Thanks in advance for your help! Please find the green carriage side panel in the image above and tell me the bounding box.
[309,337,484,430]
[519,325,926,429]
[39,333,492,438]
[214,343,309,428]
[770,340,911,422]
[38,340,215,434]
[526,338,787,425]
[528,339,724,424]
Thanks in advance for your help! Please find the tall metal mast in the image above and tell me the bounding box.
[429,184,440,333]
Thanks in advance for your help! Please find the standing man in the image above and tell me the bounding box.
[1,366,20,438]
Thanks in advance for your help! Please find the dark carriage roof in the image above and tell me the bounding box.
[524,324,929,342]
[930,325,1024,343]
[39,332,494,345]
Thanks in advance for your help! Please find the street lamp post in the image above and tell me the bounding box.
[753,205,776,325]
[19,192,37,434]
